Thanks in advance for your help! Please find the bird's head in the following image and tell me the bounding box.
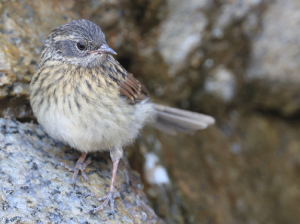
[41,19,116,68]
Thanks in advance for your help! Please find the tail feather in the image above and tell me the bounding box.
[152,104,215,135]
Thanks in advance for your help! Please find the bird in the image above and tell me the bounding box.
[29,19,215,214]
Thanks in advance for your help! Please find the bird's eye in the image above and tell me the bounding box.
[77,42,86,50]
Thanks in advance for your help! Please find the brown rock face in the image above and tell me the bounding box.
[1,0,300,223]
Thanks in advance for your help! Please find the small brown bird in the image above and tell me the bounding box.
[30,19,215,214]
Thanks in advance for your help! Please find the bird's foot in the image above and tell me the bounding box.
[87,191,121,215]
[55,156,91,186]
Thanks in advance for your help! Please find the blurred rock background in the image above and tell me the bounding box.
[1,0,300,223]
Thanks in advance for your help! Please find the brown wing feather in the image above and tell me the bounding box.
[119,73,149,104]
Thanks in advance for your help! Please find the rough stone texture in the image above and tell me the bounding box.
[157,0,210,76]
[246,0,300,116]
[2,0,300,223]
[0,118,164,223]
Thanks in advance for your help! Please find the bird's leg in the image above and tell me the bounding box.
[56,152,91,186]
[120,150,130,184]
[89,156,121,214]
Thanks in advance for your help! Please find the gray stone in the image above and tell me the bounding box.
[0,118,164,224]
[246,0,300,115]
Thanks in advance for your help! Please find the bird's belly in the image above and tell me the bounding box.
[35,98,154,152]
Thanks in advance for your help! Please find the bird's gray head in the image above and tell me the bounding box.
[41,19,116,68]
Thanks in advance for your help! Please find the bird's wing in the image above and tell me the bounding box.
[104,55,149,104]
[119,73,149,104]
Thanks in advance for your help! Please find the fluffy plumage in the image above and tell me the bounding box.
[29,19,215,214]
[30,56,155,158]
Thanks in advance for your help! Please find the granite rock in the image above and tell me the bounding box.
[0,118,164,224]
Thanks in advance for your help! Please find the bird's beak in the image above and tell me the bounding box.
[88,44,117,55]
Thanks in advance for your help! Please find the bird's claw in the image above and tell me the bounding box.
[56,157,91,185]
[88,191,121,214]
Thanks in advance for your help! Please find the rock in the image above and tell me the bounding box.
[157,0,210,77]
[246,0,300,116]
[204,66,236,103]
[212,0,263,39]
[0,118,164,224]
[141,113,300,224]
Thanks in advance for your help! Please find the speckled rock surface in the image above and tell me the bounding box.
[0,118,164,224]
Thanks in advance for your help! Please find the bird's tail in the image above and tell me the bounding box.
[151,104,215,135]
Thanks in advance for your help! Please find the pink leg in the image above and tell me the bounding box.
[88,157,121,214]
